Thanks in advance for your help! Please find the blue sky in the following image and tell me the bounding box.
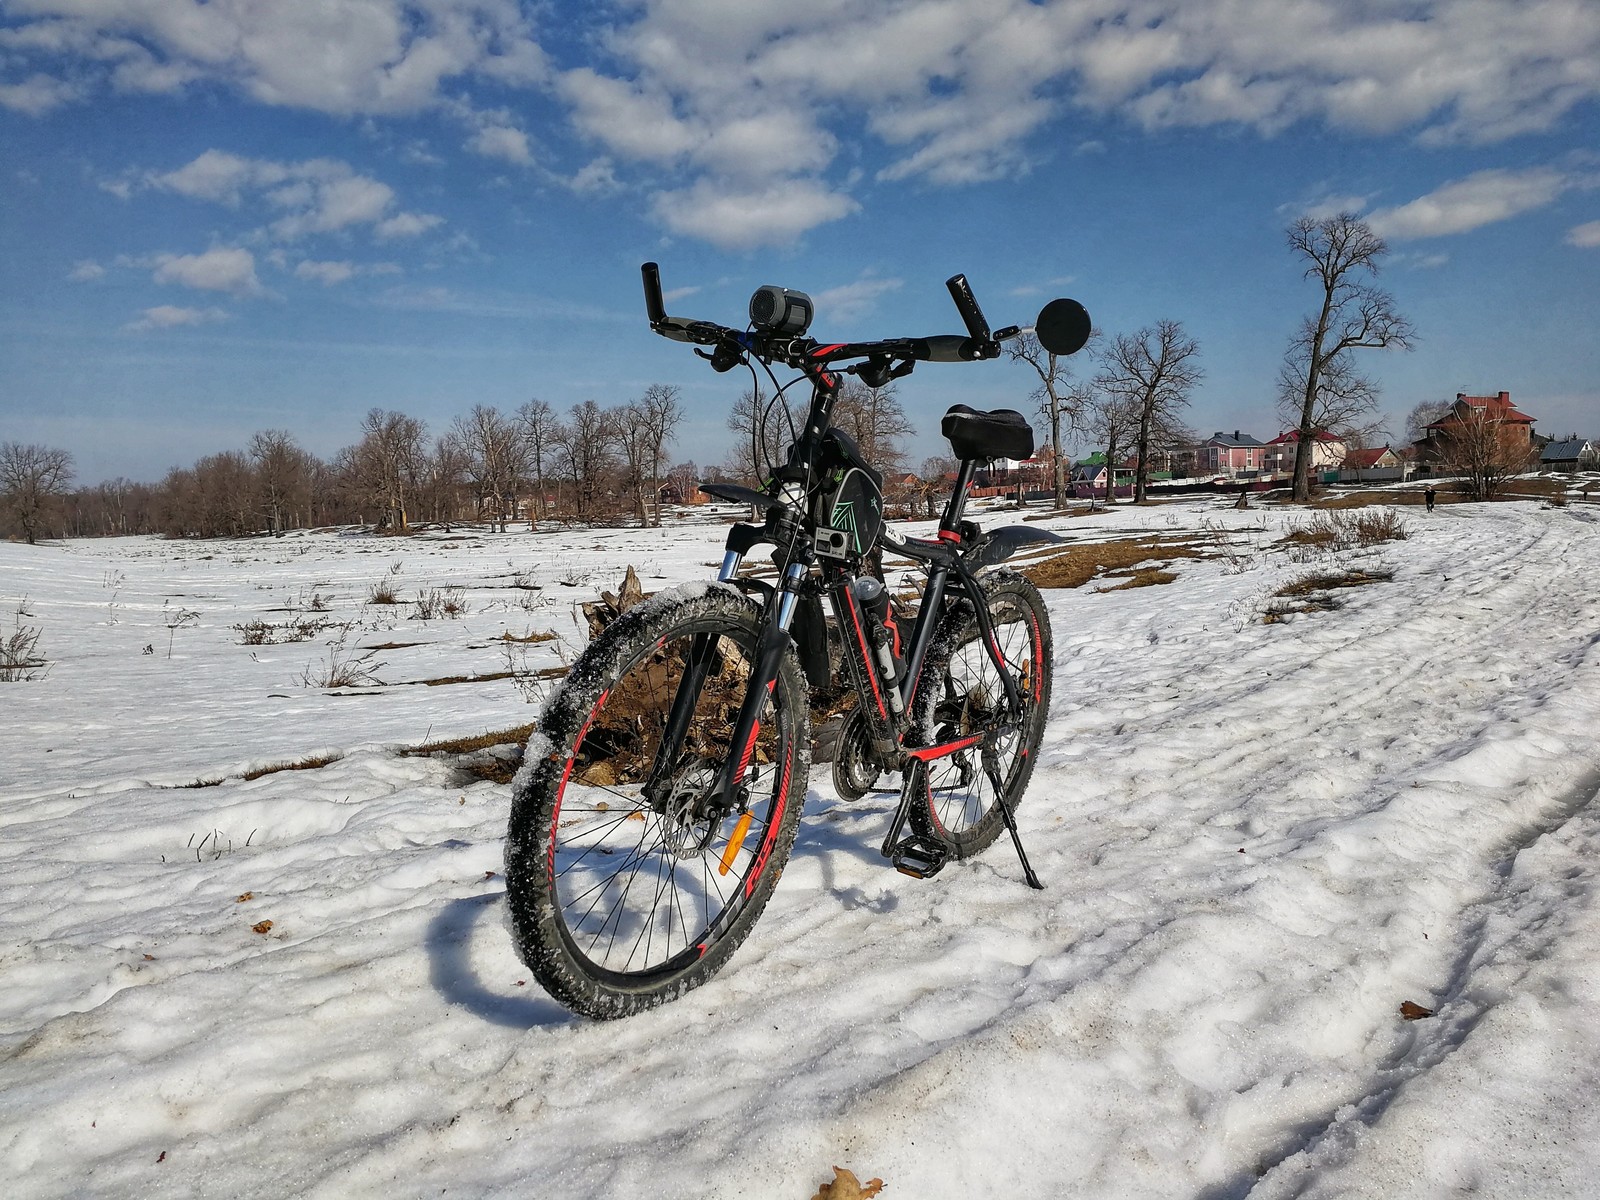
[2,0,1597,486]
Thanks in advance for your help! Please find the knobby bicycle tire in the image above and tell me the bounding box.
[504,584,810,1019]
[907,569,1052,857]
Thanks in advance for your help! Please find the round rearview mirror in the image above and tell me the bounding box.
[1035,298,1091,356]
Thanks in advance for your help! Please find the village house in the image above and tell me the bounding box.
[1413,392,1537,466]
[1540,437,1598,472]
[1196,431,1268,476]
[1262,429,1345,475]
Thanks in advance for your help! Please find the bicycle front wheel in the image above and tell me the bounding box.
[907,570,1052,857]
[504,584,809,1019]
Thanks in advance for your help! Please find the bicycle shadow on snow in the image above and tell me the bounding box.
[425,788,897,1026]
[424,890,575,1029]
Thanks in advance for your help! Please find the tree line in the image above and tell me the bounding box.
[1,389,692,544]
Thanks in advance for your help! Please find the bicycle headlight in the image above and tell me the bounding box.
[749,285,814,335]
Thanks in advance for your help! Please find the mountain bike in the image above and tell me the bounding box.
[504,264,1091,1018]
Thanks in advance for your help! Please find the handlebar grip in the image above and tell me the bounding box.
[642,261,667,327]
[946,274,991,342]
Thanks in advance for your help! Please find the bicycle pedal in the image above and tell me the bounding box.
[889,835,949,879]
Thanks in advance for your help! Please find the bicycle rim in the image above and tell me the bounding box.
[543,614,796,986]
[914,583,1047,851]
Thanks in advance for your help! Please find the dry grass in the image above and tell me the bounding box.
[240,752,345,781]
[1263,566,1395,622]
[498,629,558,643]
[404,724,538,784]
[1021,535,1211,590]
[1096,567,1179,591]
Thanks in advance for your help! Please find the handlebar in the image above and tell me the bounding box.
[640,261,1005,374]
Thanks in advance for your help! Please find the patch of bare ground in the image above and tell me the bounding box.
[405,725,537,784]
[363,641,428,650]
[497,629,557,643]
[1264,567,1395,622]
[176,751,345,788]
[1021,535,1212,590]
[1097,567,1178,592]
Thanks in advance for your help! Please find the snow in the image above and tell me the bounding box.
[3,496,1599,1198]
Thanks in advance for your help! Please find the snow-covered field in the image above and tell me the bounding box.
[4,492,1600,1199]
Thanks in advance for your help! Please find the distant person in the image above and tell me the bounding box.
[1425,485,1437,512]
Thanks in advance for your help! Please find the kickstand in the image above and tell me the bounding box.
[989,766,1043,890]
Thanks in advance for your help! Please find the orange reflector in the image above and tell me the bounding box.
[718,812,754,876]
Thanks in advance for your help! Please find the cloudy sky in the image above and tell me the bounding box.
[2,0,1597,484]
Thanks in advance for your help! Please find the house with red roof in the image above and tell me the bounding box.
[1413,392,1537,466]
[1262,429,1345,475]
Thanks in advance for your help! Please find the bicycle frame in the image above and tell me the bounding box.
[647,363,1032,869]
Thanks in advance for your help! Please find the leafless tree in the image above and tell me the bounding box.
[517,398,559,527]
[636,384,684,526]
[1435,406,1538,500]
[1096,321,1203,502]
[1404,398,1454,445]
[1009,331,1094,505]
[1284,213,1415,501]
[453,405,529,531]
[1083,387,1139,507]
[726,386,804,485]
[249,430,317,534]
[0,442,73,544]
[1275,334,1388,452]
[616,401,655,527]
[552,400,619,520]
[832,379,913,476]
[414,434,470,525]
[352,408,426,531]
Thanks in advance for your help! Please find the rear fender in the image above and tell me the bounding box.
[966,524,1064,569]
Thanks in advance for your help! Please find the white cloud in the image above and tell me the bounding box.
[125,304,229,332]
[141,150,442,244]
[374,211,444,240]
[1366,167,1574,239]
[812,277,904,323]
[68,260,106,281]
[569,157,621,196]
[0,71,81,114]
[467,123,533,165]
[290,258,403,285]
[0,1,548,116]
[1567,221,1600,248]
[650,179,858,251]
[152,247,263,296]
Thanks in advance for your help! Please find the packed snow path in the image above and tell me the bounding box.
[3,498,1599,1198]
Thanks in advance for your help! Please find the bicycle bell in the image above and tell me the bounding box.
[749,285,814,335]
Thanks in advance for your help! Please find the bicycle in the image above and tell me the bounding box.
[504,264,1091,1019]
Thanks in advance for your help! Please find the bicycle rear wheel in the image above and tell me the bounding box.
[907,570,1052,857]
[504,585,809,1019]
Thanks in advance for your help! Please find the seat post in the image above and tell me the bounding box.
[938,458,978,538]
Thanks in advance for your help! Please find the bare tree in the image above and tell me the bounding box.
[1284,213,1415,501]
[0,442,73,545]
[352,408,426,531]
[1404,398,1454,445]
[249,430,317,534]
[1010,332,1092,505]
[1083,387,1139,507]
[414,434,470,525]
[453,405,529,531]
[1435,405,1538,500]
[552,400,618,520]
[726,387,803,485]
[517,398,559,527]
[616,400,655,527]
[636,384,684,526]
[832,379,913,476]
[1096,321,1203,502]
[1275,333,1388,451]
